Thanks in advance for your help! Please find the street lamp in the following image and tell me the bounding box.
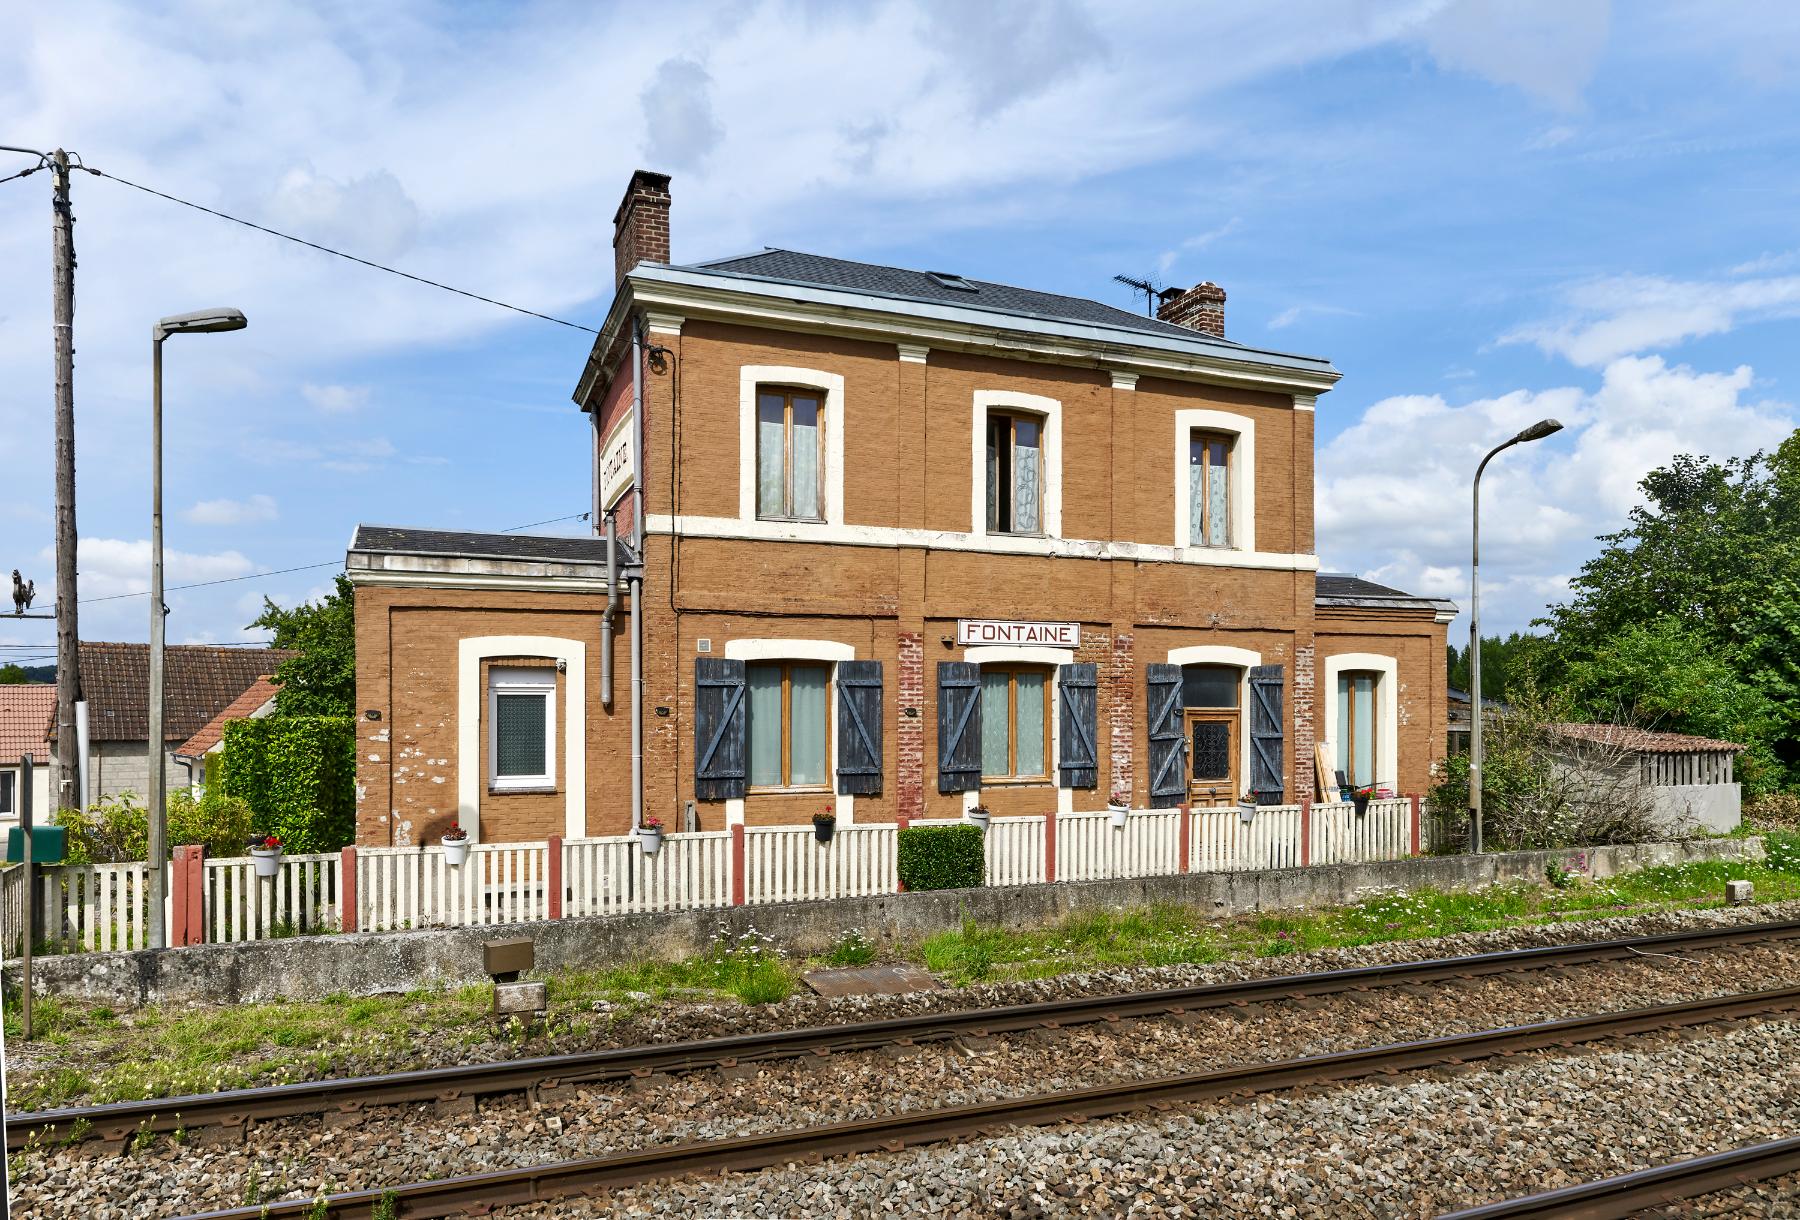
[148,308,247,949]
[1469,417,1563,854]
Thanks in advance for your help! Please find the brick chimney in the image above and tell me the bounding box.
[612,170,672,288]
[1156,281,1227,339]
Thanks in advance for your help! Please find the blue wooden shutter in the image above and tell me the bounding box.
[694,657,747,801]
[1146,663,1185,808]
[1057,663,1098,788]
[836,660,883,796]
[937,662,982,794]
[1249,664,1285,805]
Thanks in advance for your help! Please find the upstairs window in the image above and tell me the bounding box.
[1188,430,1233,547]
[756,388,824,521]
[986,411,1043,535]
[747,661,830,790]
[979,664,1050,782]
[1337,670,1379,788]
[489,667,555,790]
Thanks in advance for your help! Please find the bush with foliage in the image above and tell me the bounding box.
[53,788,258,864]
[250,574,355,717]
[897,825,985,891]
[220,716,356,853]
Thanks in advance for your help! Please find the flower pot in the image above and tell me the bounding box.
[250,847,283,879]
[443,837,471,866]
[813,820,835,843]
[965,809,991,831]
[1352,793,1370,817]
[638,825,663,855]
[1108,806,1128,830]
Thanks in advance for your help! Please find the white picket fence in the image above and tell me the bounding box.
[5,797,1421,956]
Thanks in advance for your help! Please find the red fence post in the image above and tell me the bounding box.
[730,823,746,906]
[547,834,564,919]
[170,844,205,946]
[1300,798,1312,868]
[1177,804,1190,874]
[1044,810,1058,884]
[896,815,910,892]
[1408,793,1422,857]
[340,845,359,933]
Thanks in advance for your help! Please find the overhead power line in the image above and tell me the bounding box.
[79,164,601,335]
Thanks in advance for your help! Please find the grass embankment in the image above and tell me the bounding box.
[7,834,1796,1113]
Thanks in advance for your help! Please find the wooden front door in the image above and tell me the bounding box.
[1186,710,1238,807]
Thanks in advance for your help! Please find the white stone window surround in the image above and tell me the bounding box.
[1322,651,1399,793]
[738,366,846,526]
[971,390,1063,541]
[1167,644,1262,803]
[457,636,587,843]
[723,638,858,828]
[1173,408,1256,555]
[488,666,557,792]
[960,643,1075,818]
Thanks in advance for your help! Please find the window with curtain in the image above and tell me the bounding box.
[986,411,1043,535]
[1337,670,1378,788]
[747,661,830,790]
[489,666,555,789]
[979,665,1050,781]
[1188,430,1233,547]
[756,387,824,520]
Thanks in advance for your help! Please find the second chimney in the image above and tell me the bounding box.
[1156,281,1227,339]
[613,170,672,289]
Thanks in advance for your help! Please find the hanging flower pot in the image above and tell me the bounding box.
[1352,787,1373,817]
[965,805,992,831]
[638,818,664,856]
[1108,805,1129,830]
[442,823,471,867]
[813,807,837,843]
[249,835,283,879]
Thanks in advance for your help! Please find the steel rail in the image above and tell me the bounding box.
[1438,1134,1800,1219]
[13,917,1800,1151]
[180,983,1800,1219]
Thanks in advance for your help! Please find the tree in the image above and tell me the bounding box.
[0,663,26,684]
[1447,632,1551,700]
[249,574,355,717]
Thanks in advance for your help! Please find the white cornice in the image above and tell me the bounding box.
[897,343,930,364]
[1110,371,1139,390]
[1292,393,1317,412]
[347,569,617,594]
[645,312,685,336]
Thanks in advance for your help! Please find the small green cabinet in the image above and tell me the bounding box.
[6,826,66,864]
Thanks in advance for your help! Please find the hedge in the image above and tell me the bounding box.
[897,824,985,891]
[219,715,356,853]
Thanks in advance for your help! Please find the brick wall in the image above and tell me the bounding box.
[896,631,924,819]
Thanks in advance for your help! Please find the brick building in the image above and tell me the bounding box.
[348,170,1453,847]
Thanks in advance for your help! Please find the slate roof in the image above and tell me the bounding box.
[0,685,55,763]
[1548,723,1745,755]
[1315,573,1455,615]
[350,525,634,566]
[71,642,295,744]
[173,675,280,760]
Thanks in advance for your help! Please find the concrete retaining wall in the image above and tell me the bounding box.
[6,837,1763,1010]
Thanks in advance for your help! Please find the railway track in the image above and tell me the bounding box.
[1439,1134,1800,1218]
[13,917,1800,1152]
[179,982,1800,1219]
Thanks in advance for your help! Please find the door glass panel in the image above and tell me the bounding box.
[747,664,783,786]
[1353,674,1375,787]
[1192,721,1231,781]
[1182,664,1238,709]
[756,394,785,517]
[980,671,1011,776]
[787,665,828,785]
[789,396,821,519]
[1014,671,1046,776]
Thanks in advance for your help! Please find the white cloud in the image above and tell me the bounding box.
[1318,355,1795,634]
[640,57,723,170]
[1268,302,1360,331]
[43,538,256,601]
[1155,218,1240,279]
[262,164,420,261]
[1503,273,1800,366]
[300,382,370,414]
[1731,250,1800,277]
[1414,0,1612,110]
[182,494,278,526]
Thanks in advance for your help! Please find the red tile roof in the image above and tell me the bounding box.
[68,642,295,744]
[0,684,56,763]
[174,675,280,759]
[1549,723,1744,754]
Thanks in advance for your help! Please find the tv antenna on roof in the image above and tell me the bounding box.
[1113,273,1166,317]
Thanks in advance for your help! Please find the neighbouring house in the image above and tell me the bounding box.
[172,674,281,791]
[0,683,56,824]
[1447,686,1510,755]
[348,170,1455,847]
[1548,723,1744,834]
[49,642,294,803]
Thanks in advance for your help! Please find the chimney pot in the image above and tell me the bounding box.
[613,170,672,289]
[1156,281,1227,339]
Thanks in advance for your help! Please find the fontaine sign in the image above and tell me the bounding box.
[955,619,1080,648]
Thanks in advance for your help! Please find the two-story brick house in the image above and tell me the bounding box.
[347,171,1452,847]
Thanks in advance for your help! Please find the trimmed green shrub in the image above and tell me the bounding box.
[897,825,985,891]
[220,716,356,853]
[169,789,258,858]
[52,789,258,863]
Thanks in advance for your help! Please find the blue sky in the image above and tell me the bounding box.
[2,0,1798,666]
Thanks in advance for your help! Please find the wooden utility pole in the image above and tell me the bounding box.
[51,148,81,812]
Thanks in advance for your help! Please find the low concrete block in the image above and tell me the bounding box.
[493,980,547,1017]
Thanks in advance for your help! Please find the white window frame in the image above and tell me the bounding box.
[1322,652,1399,793]
[739,367,845,526]
[971,390,1062,542]
[723,638,857,827]
[1167,644,1261,803]
[1173,408,1255,555]
[487,666,558,792]
[960,643,1073,816]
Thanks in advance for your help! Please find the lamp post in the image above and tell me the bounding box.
[148,308,247,949]
[1469,417,1563,854]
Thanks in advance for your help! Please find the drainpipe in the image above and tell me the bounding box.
[601,512,617,711]
[631,317,646,555]
[629,572,643,833]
